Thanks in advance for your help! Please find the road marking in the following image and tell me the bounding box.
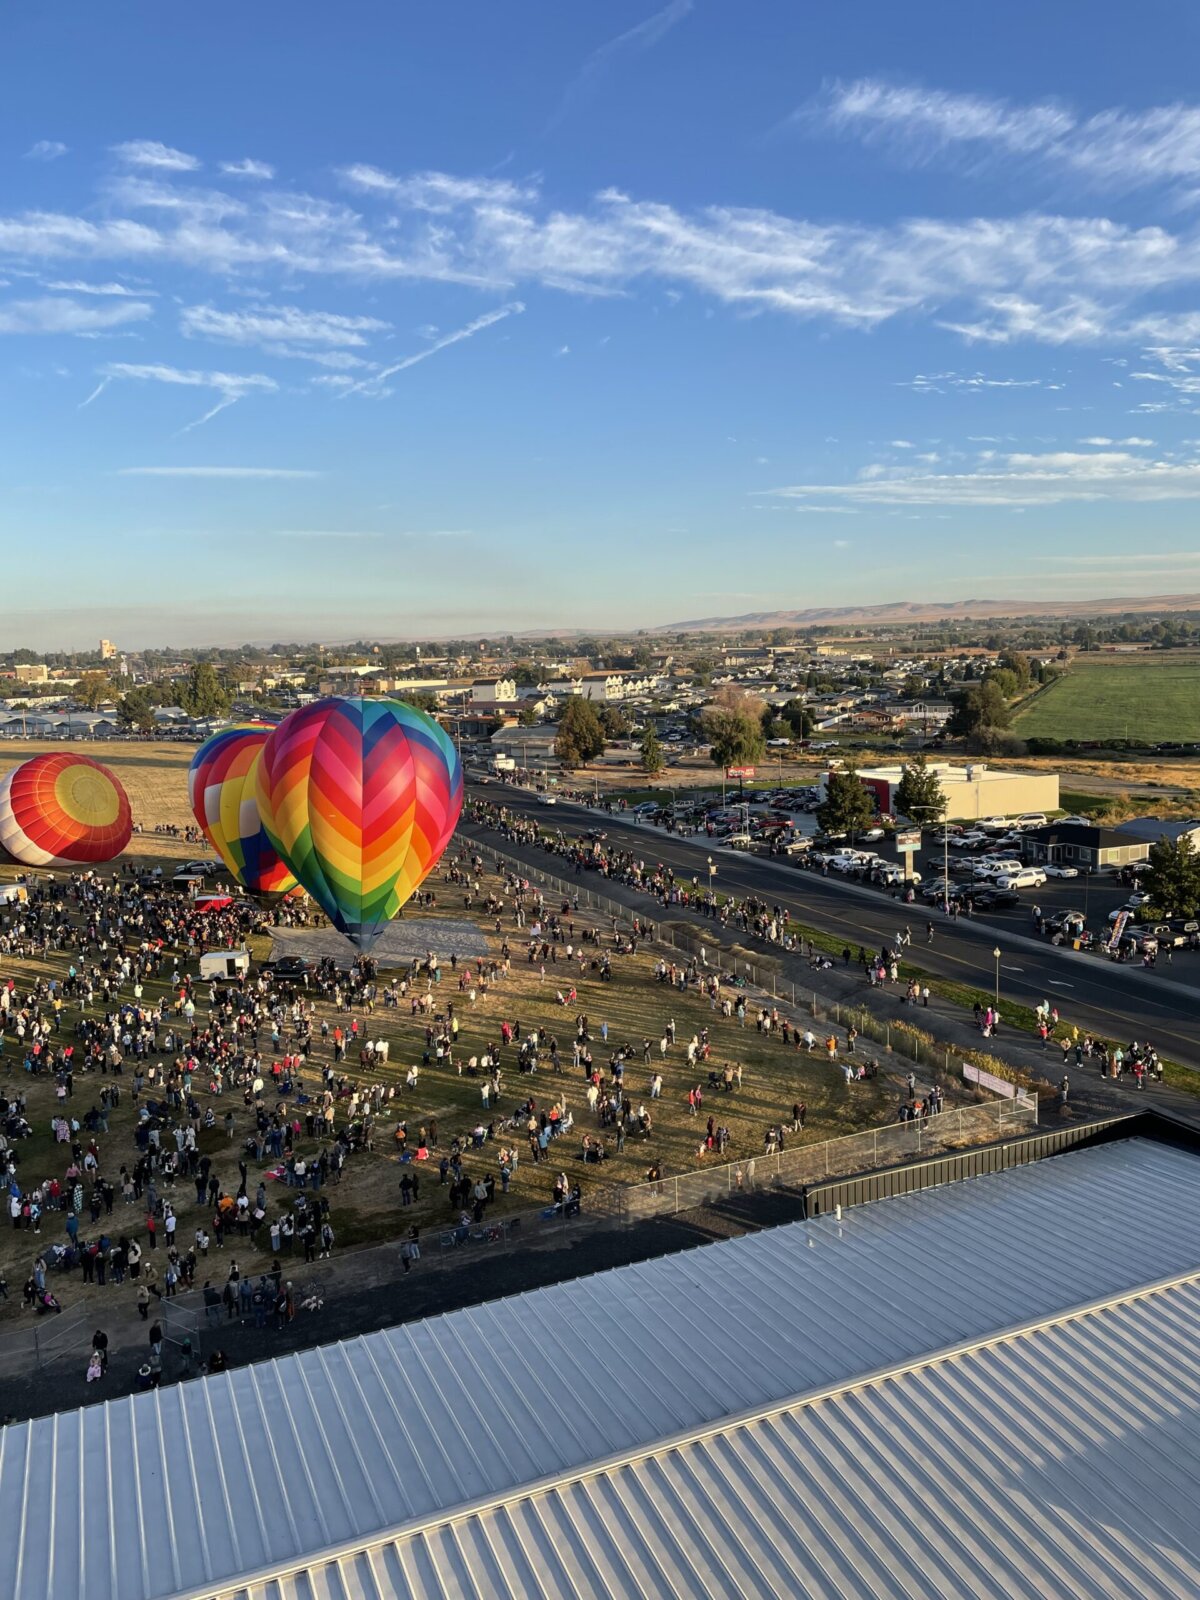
[1047,980,1074,988]
[1002,965,1024,973]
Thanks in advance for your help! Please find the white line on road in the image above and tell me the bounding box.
[1047,980,1075,988]
[1002,966,1024,973]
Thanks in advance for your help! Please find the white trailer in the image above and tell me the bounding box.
[198,947,250,981]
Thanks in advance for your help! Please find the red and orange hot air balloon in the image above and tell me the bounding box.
[0,752,132,867]
[256,697,463,950]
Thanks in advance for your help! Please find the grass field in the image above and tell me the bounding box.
[0,738,197,835]
[1015,653,1200,743]
[0,796,911,1322]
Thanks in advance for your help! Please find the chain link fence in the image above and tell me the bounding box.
[623,1096,1038,1219]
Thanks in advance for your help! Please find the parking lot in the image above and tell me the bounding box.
[624,788,1186,962]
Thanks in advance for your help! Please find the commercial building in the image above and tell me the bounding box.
[2,1133,1200,1598]
[830,760,1060,822]
[1026,821,1152,871]
[99,638,117,660]
[1117,816,1200,853]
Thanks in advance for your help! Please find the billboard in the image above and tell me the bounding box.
[725,766,756,779]
[895,830,922,851]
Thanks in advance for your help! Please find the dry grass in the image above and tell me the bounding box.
[0,738,198,835]
[0,829,909,1320]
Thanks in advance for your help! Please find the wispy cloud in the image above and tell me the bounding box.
[111,139,201,172]
[44,279,153,297]
[220,158,274,181]
[9,157,1200,350]
[902,371,1063,393]
[762,447,1200,508]
[117,465,319,479]
[1080,435,1155,447]
[25,140,68,162]
[0,296,152,335]
[93,361,276,431]
[180,302,387,352]
[815,78,1200,197]
[338,166,536,212]
[343,302,524,396]
[548,0,692,130]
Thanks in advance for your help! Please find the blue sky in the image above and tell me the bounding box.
[7,2,1200,648]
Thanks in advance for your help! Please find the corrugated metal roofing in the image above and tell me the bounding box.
[252,1272,1200,1600]
[2,1137,1199,1600]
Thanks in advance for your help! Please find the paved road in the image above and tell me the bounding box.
[476,786,1200,1070]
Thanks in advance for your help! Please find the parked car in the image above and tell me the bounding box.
[1041,864,1079,879]
[971,888,1021,910]
[994,868,1047,890]
[261,956,313,979]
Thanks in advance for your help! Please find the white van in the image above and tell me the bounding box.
[725,833,754,850]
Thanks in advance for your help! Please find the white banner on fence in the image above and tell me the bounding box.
[962,1061,1019,1099]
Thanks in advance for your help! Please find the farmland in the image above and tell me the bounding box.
[1015,652,1200,744]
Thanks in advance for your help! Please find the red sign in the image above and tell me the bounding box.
[725,766,756,779]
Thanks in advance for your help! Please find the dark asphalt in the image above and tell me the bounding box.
[479,786,1200,1070]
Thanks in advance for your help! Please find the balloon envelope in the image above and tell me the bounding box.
[188,724,297,896]
[256,696,463,950]
[0,752,132,867]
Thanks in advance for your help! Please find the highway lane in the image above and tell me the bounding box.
[472,786,1200,1069]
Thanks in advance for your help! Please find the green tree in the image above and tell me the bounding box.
[598,705,630,739]
[180,661,231,719]
[75,671,114,710]
[817,767,876,837]
[986,667,1020,700]
[640,723,665,777]
[702,706,766,769]
[894,753,946,822]
[947,680,1012,738]
[517,705,539,727]
[554,697,605,767]
[1142,834,1200,918]
[117,687,157,731]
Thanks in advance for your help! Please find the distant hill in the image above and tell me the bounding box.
[660,594,1200,632]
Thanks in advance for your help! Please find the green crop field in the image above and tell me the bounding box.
[1015,653,1200,743]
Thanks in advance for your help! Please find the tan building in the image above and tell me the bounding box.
[99,639,118,660]
[830,761,1059,823]
[12,663,49,684]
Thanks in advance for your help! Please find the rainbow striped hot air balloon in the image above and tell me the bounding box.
[0,752,132,867]
[188,724,297,897]
[256,697,463,950]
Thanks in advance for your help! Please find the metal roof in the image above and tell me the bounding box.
[245,1270,1200,1600]
[2,1138,1199,1600]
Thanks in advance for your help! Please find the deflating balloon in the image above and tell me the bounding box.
[187,724,298,897]
[256,696,463,950]
[0,752,132,867]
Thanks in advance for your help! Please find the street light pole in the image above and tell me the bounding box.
[993,945,1001,1008]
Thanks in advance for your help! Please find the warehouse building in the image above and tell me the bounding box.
[827,759,1060,822]
[0,1133,1198,1599]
